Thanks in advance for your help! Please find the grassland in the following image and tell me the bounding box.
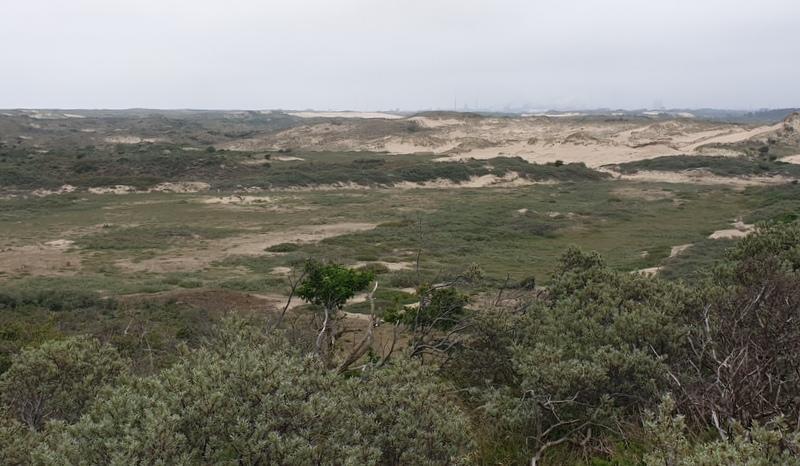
[3,180,796,303]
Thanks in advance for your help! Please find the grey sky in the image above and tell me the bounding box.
[2,0,798,110]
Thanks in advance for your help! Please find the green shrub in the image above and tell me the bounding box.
[266,242,301,253]
[0,336,128,430]
[356,262,391,275]
[644,396,800,466]
[31,324,473,465]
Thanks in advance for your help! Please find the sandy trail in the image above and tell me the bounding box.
[115,222,378,273]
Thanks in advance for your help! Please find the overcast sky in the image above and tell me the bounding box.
[1,0,798,110]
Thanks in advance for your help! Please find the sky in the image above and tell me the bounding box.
[1,0,799,111]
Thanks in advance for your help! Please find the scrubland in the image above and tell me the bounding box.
[2,109,800,464]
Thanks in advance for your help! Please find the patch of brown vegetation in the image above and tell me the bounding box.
[0,240,81,278]
[611,187,675,201]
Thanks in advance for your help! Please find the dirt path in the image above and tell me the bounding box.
[680,123,782,151]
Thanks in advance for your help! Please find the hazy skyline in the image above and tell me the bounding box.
[2,0,799,110]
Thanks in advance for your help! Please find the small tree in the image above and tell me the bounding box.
[297,260,373,362]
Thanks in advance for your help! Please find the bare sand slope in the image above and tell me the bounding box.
[681,123,783,151]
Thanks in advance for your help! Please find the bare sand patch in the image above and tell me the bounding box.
[87,182,210,195]
[709,220,754,240]
[354,261,414,271]
[202,195,274,206]
[260,172,548,192]
[32,185,77,197]
[105,135,161,144]
[395,171,543,189]
[779,154,800,164]
[149,182,210,193]
[635,267,662,277]
[634,243,694,276]
[601,168,793,187]
[44,239,75,249]
[239,159,272,166]
[681,123,783,151]
[88,185,138,194]
[242,156,305,164]
[115,222,378,273]
[670,244,693,258]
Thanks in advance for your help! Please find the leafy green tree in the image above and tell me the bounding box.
[297,260,373,361]
[0,336,128,430]
[297,259,374,312]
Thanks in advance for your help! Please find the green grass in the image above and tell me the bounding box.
[4,176,800,351]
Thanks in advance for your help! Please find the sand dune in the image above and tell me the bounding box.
[223,114,790,169]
